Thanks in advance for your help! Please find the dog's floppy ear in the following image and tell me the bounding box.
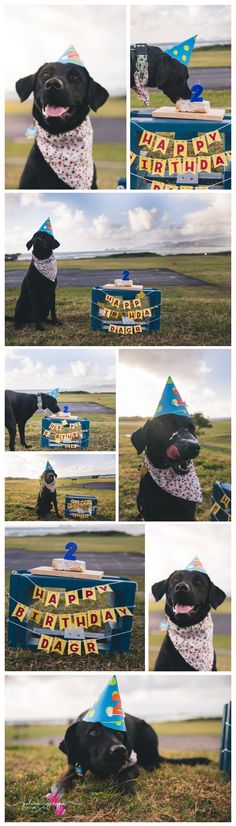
[152,580,168,602]
[16,73,36,102]
[59,722,82,765]
[26,237,34,250]
[209,581,226,609]
[131,421,149,455]
[87,76,109,112]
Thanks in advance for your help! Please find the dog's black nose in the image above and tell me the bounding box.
[110,745,126,758]
[175,581,190,592]
[45,77,63,90]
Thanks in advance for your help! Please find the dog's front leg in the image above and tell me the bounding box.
[28,287,44,331]
[50,292,62,326]
[115,763,139,795]
[53,492,61,518]
[51,765,80,798]
[18,420,31,449]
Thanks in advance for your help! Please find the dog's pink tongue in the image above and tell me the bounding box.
[175,603,193,614]
[45,105,67,117]
[166,445,181,460]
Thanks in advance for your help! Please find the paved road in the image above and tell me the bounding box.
[56,402,114,415]
[70,480,115,491]
[7,733,219,751]
[149,612,230,634]
[188,66,231,91]
[5,114,126,143]
[5,267,209,289]
[5,549,144,576]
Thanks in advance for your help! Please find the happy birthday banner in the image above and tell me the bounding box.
[43,420,83,446]
[130,128,231,187]
[31,582,114,604]
[12,601,133,630]
[98,291,159,334]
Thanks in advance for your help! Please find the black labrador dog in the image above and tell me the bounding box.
[36,467,60,519]
[10,230,61,332]
[15,61,109,189]
[131,413,201,521]
[152,569,226,671]
[5,389,60,451]
[54,711,209,798]
[130,45,191,103]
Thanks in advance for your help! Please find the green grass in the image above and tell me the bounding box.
[5,253,231,347]
[5,717,221,744]
[5,571,144,672]
[5,476,116,522]
[119,418,231,521]
[149,596,232,614]
[131,89,231,110]
[5,530,144,555]
[5,742,230,822]
[189,45,231,69]
[5,392,116,452]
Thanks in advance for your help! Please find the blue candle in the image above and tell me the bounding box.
[64,541,78,560]
[190,83,204,102]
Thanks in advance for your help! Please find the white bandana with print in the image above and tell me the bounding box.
[144,454,203,503]
[32,252,57,282]
[35,115,94,189]
[168,613,214,671]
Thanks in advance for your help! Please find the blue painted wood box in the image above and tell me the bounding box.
[130,110,231,190]
[91,285,161,333]
[8,570,137,654]
[219,701,231,777]
[210,482,231,521]
[41,416,90,449]
[65,495,97,520]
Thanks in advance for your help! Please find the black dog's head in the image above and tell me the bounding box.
[16,62,109,134]
[44,468,57,485]
[41,393,60,415]
[26,231,60,258]
[59,718,130,777]
[152,569,226,628]
[131,413,200,475]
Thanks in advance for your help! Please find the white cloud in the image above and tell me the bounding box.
[128,207,157,232]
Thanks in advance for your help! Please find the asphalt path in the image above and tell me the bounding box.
[7,733,219,750]
[149,612,230,634]
[56,402,114,415]
[5,115,125,143]
[188,66,231,91]
[5,267,209,289]
[5,548,144,576]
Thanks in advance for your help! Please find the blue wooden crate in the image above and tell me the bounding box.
[91,285,161,333]
[41,416,90,450]
[219,701,231,778]
[130,110,231,190]
[8,570,137,654]
[65,495,97,520]
[210,482,231,522]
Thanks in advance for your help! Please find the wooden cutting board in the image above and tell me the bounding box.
[30,566,104,579]
[151,106,226,121]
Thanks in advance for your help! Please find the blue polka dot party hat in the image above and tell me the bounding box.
[45,461,55,473]
[185,556,207,574]
[38,217,54,236]
[58,45,85,67]
[83,675,126,731]
[165,35,197,66]
[154,376,190,418]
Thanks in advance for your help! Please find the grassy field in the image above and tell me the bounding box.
[5,97,126,189]
[5,530,144,555]
[5,392,116,452]
[5,253,231,347]
[131,88,231,111]
[5,714,231,822]
[5,476,116,522]
[5,717,222,744]
[119,418,231,521]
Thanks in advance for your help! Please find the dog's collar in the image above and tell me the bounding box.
[37,394,43,409]
[144,454,203,503]
[74,763,84,777]
[34,116,94,189]
[168,613,214,671]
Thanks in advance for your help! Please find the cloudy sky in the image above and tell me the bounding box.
[6,673,230,723]
[118,348,231,418]
[5,524,144,537]
[131,5,231,45]
[5,5,125,96]
[5,192,231,256]
[146,523,231,596]
[5,452,115,479]
[5,347,116,393]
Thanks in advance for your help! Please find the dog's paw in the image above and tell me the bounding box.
[54,319,63,326]
[36,326,45,332]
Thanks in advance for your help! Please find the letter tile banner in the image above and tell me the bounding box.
[87,610,101,627]
[82,587,96,601]
[51,637,67,655]
[68,640,82,655]
[32,586,45,602]
[28,608,42,625]
[45,590,60,608]
[43,612,58,630]
[12,603,28,622]
[65,590,80,607]
[101,608,117,623]
[58,614,73,631]
[116,607,133,617]
[73,611,88,628]
[38,634,53,652]
[153,135,169,154]
[84,639,99,655]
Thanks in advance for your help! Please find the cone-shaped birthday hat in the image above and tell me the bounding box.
[45,461,55,472]
[83,675,126,731]
[185,556,207,574]
[38,217,54,236]
[165,35,197,65]
[154,376,190,418]
[58,45,85,67]
[51,388,59,398]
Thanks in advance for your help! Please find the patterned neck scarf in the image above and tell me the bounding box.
[168,613,214,671]
[35,116,94,189]
[134,69,149,106]
[44,480,56,493]
[144,454,203,503]
[32,252,57,282]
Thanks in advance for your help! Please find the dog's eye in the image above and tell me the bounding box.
[89,730,97,737]
[70,72,79,81]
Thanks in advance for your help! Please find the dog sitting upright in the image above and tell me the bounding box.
[13,217,61,332]
[131,376,202,522]
[36,460,60,519]
[15,45,109,190]
[152,557,226,671]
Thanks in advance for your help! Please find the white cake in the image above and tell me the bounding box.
[103,280,143,290]
[176,98,210,113]
[52,558,86,572]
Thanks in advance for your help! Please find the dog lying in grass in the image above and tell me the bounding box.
[36,465,60,519]
[5,389,60,451]
[152,561,226,671]
[15,48,109,190]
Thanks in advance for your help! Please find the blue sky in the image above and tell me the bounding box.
[5,192,231,255]
[118,348,231,418]
[5,453,115,479]
[131,5,231,45]
[147,523,231,596]
[6,673,230,723]
[5,347,116,393]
